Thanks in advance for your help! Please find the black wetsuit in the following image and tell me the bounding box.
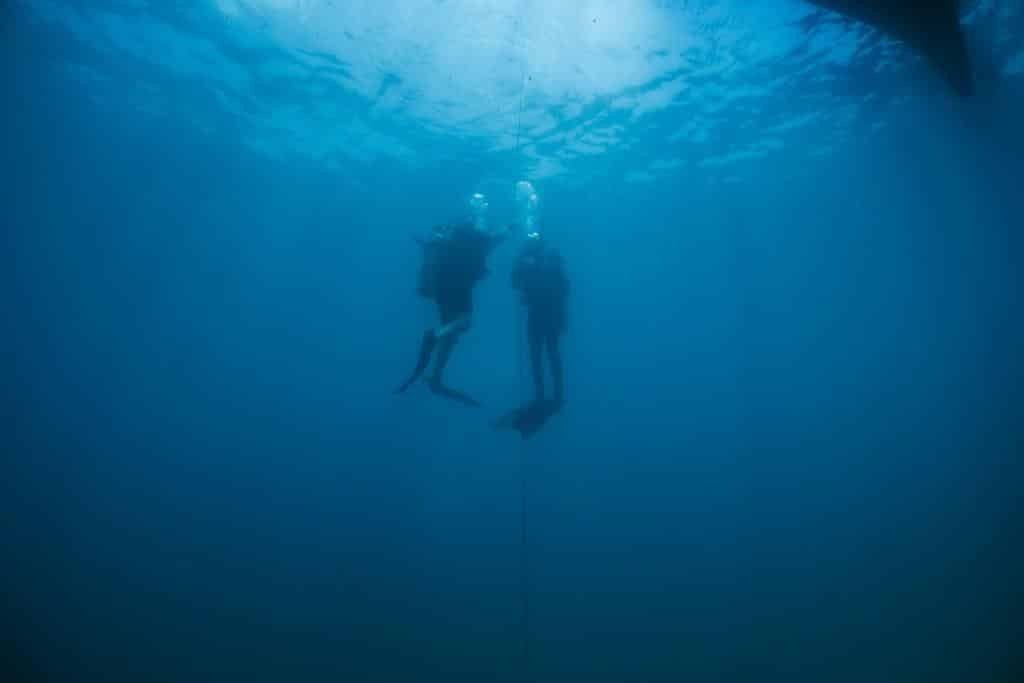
[511,241,569,405]
[419,222,495,323]
[397,222,501,402]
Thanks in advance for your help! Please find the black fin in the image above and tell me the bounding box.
[394,330,436,394]
[428,379,481,407]
[493,400,556,439]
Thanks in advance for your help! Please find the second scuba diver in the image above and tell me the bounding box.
[494,220,569,438]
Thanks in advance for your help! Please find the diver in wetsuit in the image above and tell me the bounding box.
[495,229,569,437]
[395,193,508,405]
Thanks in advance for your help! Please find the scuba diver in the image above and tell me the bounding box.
[395,193,509,405]
[494,226,569,438]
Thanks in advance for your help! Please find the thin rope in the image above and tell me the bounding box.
[513,35,528,403]
[519,396,530,683]
[511,14,531,683]
[513,74,527,174]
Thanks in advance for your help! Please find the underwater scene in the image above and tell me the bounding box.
[4,1,1023,681]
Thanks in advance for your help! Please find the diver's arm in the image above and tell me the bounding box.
[488,223,516,247]
[510,242,535,290]
[416,224,452,247]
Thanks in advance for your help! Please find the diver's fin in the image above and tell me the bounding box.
[427,379,481,407]
[493,400,555,439]
[493,407,525,430]
[394,330,436,394]
[516,402,552,439]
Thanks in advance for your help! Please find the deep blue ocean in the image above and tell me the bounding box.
[4,1,1023,681]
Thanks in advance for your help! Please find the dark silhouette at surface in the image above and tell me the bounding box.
[806,0,973,95]
[494,235,569,438]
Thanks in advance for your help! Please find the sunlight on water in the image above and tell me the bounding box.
[21,0,1024,183]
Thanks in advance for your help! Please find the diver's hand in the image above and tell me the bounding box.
[495,223,518,241]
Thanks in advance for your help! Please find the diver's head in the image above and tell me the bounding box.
[467,192,489,230]
[466,192,489,232]
[522,227,544,257]
[468,192,489,215]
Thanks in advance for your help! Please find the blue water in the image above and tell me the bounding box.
[4,1,1023,681]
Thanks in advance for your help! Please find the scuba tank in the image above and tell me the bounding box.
[415,222,489,300]
[416,224,450,300]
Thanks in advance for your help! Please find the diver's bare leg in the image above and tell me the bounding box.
[425,315,480,406]
[428,315,470,387]
[394,328,437,393]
